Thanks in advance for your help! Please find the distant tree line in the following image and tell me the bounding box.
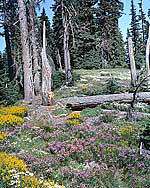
[0,0,149,104]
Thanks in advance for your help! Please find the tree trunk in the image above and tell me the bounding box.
[57,48,63,71]
[61,0,72,84]
[41,21,53,105]
[59,92,150,110]
[18,0,34,103]
[29,1,40,95]
[128,37,137,86]
[3,0,15,81]
[146,24,150,86]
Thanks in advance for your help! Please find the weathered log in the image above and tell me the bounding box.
[59,92,150,110]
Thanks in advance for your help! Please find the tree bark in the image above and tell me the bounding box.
[29,1,40,95]
[128,37,137,86]
[61,0,72,84]
[146,24,150,85]
[59,92,150,110]
[18,0,34,103]
[57,48,63,71]
[41,21,53,105]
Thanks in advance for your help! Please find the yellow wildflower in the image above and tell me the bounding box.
[66,112,82,126]
[0,106,28,117]
[119,126,135,137]
[0,132,7,142]
[0,115,24,127]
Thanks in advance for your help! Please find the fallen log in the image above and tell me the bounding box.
[59,92,150,110]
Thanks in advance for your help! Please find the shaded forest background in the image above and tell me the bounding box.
[0,0,150,105]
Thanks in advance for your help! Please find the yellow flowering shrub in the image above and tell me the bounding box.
[67,112,81,119]
[0,152,65,188]
[16,176,65,188]
[18,175,47,188]
[119,126,135,137]
[0,132,7,142]
[0,152,28,185]
[66,112,82,126]
[106,146,118,155]
[46,179,65,188]
[0,106,28,117]
[0,115,24,127]
[119,125,136,147]
[81,85,88,92]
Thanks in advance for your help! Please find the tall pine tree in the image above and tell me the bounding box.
[129,0,144,69]
[96,0,125,68]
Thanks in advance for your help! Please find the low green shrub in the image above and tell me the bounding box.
[100,112,115,123]
[80,106,102,117]
[139,119,150,150]
[52,71,65,90]
[104,77,124,94]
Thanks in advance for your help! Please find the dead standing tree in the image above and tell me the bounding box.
[126,25,150,120]
[41,21,53,106]
[18,0,34,103]
[128,37,137,87]
[146,24,150,86]
[29,1,41,96]
[61,0,76,85]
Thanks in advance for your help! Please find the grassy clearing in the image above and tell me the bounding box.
[54,68,131,99]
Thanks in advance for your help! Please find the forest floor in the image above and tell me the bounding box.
[1,69,150,188]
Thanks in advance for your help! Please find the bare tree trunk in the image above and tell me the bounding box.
[57,48,63,71]
[18,0,34,103]
[128,37,137,86]
[61,0,72,85]
[29,1,40,95]
[41,21,53,105]
[146,24,150,86]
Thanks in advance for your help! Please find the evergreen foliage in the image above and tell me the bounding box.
[128,0,145,69]
[52,0,125,69]
[96,0,125,68]
[0,53,22,106]
[71,0,100,69]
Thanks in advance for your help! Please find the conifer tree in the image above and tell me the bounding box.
[129,0,144,68]
[72,0,100,69]
[52,0,63,68]
[2,0,17,80]
[97,0,125,67]
[53,0,77,84]
[138,0,147,45]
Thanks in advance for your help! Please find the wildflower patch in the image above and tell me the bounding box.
[0,106,28,117]
[66,112,83,126]
[0,114,24,127]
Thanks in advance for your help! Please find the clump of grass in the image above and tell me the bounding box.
[80,106,102,117]
[100,112,116,123]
